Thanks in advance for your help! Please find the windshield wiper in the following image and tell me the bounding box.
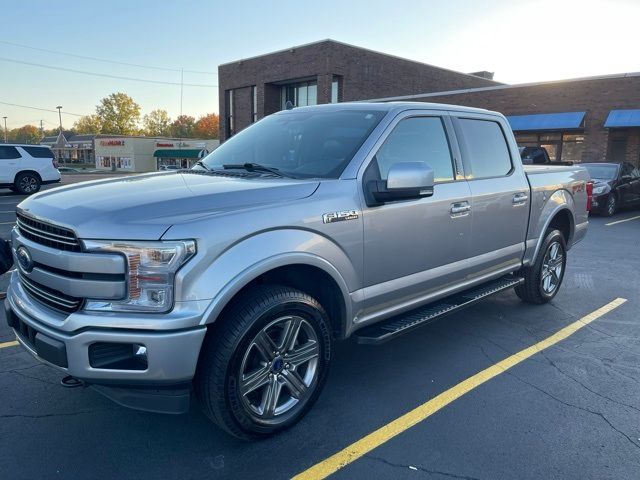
[223,162,294,178]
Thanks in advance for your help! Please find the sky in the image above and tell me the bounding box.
[1,0,639,130]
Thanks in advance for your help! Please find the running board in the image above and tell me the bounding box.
[353,275,524,345]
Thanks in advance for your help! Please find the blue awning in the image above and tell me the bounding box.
[506,112,585,131]
[604,110,640,128]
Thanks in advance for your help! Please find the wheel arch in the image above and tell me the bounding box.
[13,170,42,184]
[191,228,358,341]
[531,202,575,264]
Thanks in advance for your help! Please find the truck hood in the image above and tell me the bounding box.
[18,172,319,240]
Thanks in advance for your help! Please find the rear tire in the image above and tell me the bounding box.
[195,285,331,440]
[14,172,41,195]
[515,229,567,304]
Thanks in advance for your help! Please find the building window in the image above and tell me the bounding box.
[226,89,235,137]
[251,86,258,123]
[331,76,340,103]
[514,132,584,163]
[280,80,317,109]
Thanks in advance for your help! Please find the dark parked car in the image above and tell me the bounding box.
[584,162,640,216]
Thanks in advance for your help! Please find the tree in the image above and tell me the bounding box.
[170,115,196,138]
[143,109,171,137]
[95,92,141,135]
[73,114,102,135]
[194,113,219,139]
[9,125,41,144]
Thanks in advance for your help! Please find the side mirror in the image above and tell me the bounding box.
[366,161,435,207]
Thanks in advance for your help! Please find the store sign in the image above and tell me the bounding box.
[100,140,125,146]
[156,143,174,147]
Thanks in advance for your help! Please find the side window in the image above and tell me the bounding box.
[459,119,512,179]
[375,117,454,182]
[22,146,54,159]
[0,146,21,160]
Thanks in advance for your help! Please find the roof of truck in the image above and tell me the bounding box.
[276,101,498,117]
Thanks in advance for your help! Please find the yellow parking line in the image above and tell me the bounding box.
[605,215,640,226]
[0,340,18,349]
[293,297,627,480]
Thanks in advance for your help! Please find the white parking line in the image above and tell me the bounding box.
[0,221,15,225]
[0,211,16,213]
[605,215,640,226]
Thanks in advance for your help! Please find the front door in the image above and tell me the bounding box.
[360,113,472,317]
[452,114,530,278]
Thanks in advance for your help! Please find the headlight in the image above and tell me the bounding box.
[83,240,196,313]
[592,185,608,195]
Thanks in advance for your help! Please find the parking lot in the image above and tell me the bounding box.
[0,176,639,480]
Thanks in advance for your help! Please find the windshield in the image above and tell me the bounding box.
[584,164,618,180]
[199,109,386,178]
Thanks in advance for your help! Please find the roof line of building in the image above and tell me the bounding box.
[218,38,503,85]
[365,71,640,102]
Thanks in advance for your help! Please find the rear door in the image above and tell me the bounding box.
[451,113,530,280]
[0,146,22,184]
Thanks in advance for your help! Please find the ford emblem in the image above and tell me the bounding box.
[16,246,33,273]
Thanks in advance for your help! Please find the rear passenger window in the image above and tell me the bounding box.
[22,146,54,159]
[0,146,21,160]
[459,119,512,179]
[375,117,454,182]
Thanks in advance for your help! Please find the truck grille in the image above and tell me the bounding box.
[19,273,82,314]
[16,212,81,252]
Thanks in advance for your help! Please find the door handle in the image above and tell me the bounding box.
[450,202,471,216]
[513,192,528,205]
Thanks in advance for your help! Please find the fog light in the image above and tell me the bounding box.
[133,344,148,368]
[89,342,148,370]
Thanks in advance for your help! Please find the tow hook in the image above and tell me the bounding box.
[60,375,84,389]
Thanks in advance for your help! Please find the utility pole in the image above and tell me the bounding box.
[2,117,7,143]
[40,119,44,136]
[180,67,184,117]
[56,106,63,132]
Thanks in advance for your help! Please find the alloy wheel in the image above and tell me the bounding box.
[19,176,38,193]
[238,315,320,424]
[541,241,564,295]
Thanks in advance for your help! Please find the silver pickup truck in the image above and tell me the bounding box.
[6,102,589,439]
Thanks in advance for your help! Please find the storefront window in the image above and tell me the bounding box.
[280,80,318,109]
[331,76,340,103]
[514,132,584,163]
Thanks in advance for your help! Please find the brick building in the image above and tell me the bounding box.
[218,39,640,165]
[218,39,499,141]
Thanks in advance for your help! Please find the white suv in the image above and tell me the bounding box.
[0,144,61,195]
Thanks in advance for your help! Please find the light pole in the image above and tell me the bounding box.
[56,106,63,132]
[2,117,6,143]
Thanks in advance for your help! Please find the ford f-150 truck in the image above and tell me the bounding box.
[5,102,589,439]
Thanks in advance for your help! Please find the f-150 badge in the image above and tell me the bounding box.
[322,210,359,224]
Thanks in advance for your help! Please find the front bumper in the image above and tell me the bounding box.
[6,272,208,413]
[590,193,610,212]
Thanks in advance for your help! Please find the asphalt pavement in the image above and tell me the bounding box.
[0,179,639,480]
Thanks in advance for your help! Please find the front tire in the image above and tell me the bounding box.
[515,229,567,304]
[14,172,41,195]
[195,285,331,440]
[604,194,617,217]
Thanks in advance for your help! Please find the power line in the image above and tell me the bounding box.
[0,39,217,75]
[0,56,218,87]
[0,100,86,117]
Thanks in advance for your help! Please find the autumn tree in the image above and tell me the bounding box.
[73,114,103,135]
[8,125,42,144]
[170,115,196,138]
[143,109,171,136]
[194,113,219,139]
[96,92,141,135]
